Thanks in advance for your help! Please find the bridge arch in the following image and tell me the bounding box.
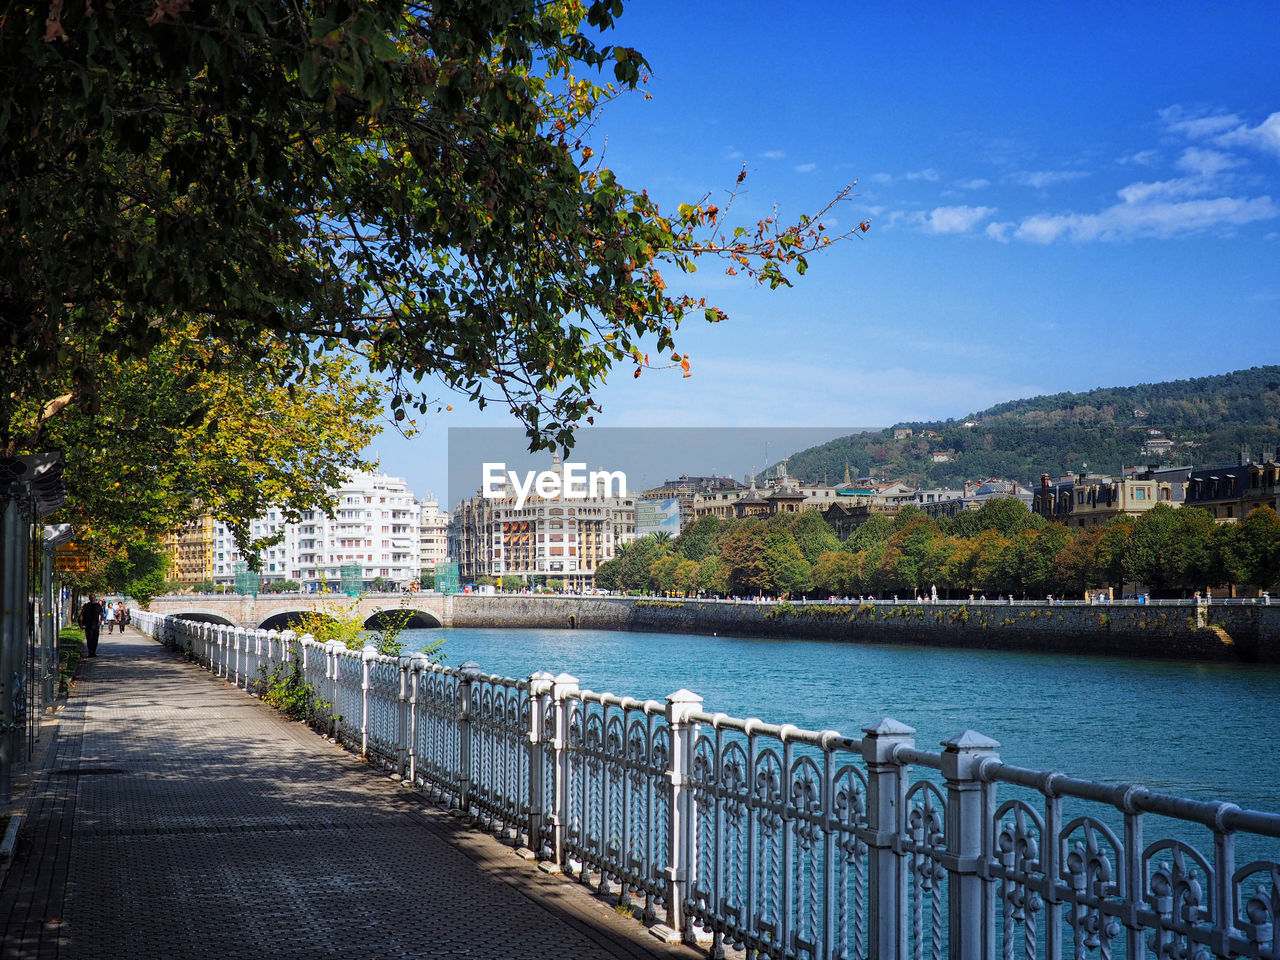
[256,608,323,632]
[364,608,442,630]
[165,608,237,626]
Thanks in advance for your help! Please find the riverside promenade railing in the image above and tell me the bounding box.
[131,610,1280,960]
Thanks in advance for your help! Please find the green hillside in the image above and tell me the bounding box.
[786,366,1280,488]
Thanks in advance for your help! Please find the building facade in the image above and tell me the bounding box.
[1032,472,1180,528]
[449,458,637,590]
[1185,451,1280,521]
[208,471,422,591]
[419,494,450,574]
[165,512,215,586]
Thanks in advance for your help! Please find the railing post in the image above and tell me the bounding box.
[360,644,378,758]
[325,640,344,740]
[406,652,431,784]
[861,718,916,960]
[940,730,1000,960]
[526,671,555,859]
[548,672,580,870]
[396,654,415,778]
[456,661,481,815]
[656,688,703,945]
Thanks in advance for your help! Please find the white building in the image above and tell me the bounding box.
[452,457,636,590]
[419,493,450,573]
[211,471,422,591]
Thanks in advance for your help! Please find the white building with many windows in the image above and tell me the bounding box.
[419,493,450,574]
[210,471,422,591]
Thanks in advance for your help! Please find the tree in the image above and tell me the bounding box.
[593,557,622,592]
[696,556,727,595]
[10,333,382,567]
[1123,505,1221,597]
[260,579,302,594]
[1219,506,1280,593]
[675,515,722,562]
[674,559,701,596]
[759,529,811,598]
[719,522,770,596]
[4,0,860,457]
[812,550,859,596]
[101,539,171,606]
[793,510,842,564]
[648,552,682,594]
[618,537,662,591]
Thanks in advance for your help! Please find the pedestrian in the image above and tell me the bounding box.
[116,601,129,629]
[80,594,104,657]
[104,601,118,634]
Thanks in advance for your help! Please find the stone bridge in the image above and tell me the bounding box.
[147,593,454,630]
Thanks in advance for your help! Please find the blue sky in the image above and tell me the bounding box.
[371,1,1280,506]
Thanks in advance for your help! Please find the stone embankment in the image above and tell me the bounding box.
[448,595,1280,663]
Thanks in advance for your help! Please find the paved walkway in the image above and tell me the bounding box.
[0,628,704,960]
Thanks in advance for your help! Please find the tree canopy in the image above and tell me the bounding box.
[4,0,862,584]
[4,0,860,452]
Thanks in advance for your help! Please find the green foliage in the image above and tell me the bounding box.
[593,557,623,592]
[288,596,415,656]
[57,627,85,694]
[261,651,326,721]
[1219,506,1280,590]
[545,579,565,592]
[675,516,723,562]
[259,579,301,594]
[5,0,856,462]
[418,571,436,591]
[90,539,171,605]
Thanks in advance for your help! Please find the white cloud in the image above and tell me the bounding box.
[794,163,817,174]
[985,221,1015,242]
[1176,146,1243,178]
[905,168,941,182]
[956,178,991,190]
[1215,112,1280,157]
[1159,106,1243,140]
[1011,170,1091,189]
[869,172,894,183]
[760,149,787,160]
[1118,149,1160,167]
[920,205,996,234]
[1013,195,1278,244]
[1115,177,1211,205]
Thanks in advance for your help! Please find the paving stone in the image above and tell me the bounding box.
[0,629,705,960]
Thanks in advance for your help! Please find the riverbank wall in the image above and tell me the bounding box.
[447,595,1280,663]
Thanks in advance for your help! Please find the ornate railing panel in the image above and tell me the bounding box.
[131,611,1280,960]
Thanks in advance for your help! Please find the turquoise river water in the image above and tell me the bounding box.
[398,625,1280,818]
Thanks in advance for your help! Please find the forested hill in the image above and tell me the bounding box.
[785,366,1280,488]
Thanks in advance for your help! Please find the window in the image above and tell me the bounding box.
[1133,488,1146,501]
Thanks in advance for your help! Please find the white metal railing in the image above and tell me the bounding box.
[130,610,1280,960]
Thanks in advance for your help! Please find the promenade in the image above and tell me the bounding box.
[0,628,703,960]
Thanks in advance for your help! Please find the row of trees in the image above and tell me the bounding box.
[595,500,1280,600]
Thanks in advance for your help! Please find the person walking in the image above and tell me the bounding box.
[117,601,129,629]
[104,601,118,634]
[80,594,104,657]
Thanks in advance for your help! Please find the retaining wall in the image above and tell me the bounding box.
[446,595,1280,663]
